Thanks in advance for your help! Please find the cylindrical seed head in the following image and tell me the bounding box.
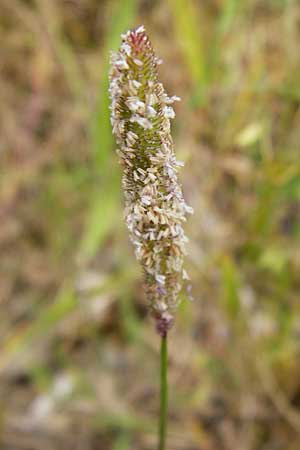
[109,25,193,333]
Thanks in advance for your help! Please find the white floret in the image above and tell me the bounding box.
[163,106,175,119]
[130,115,153,129]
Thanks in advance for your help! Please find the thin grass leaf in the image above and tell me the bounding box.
[168,0,208,105]
[83,0,138,260]
[90,0,138,171]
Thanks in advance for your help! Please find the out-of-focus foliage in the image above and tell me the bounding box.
[1,1,300,449]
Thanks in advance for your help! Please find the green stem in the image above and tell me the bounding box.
[158,333,168,450]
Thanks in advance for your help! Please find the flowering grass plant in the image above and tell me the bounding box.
[109,26,192,449]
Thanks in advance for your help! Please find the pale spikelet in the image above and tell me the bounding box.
[109,25,193,333]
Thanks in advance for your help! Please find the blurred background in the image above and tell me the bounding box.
[1,0,300,449]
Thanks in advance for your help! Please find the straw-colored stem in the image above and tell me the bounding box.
[158,333,168,450]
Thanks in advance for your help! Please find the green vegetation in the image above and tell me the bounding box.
[1,1,300,449]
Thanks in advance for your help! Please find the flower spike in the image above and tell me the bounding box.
[109,26,193,333]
